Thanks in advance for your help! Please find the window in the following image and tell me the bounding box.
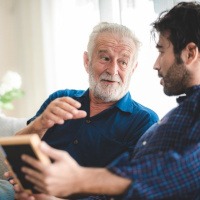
[42,0,178,118]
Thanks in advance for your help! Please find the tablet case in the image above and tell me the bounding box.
[0,134,51,194]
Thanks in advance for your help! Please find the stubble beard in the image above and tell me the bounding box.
[163,57,190,96]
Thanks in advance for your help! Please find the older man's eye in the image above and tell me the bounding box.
[120,61,128,69]
[122,61,127,65]
[101,56,110,61]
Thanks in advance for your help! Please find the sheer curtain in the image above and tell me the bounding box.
[119,0,177,118]
[41,0,100,95]
[3,0,195,118]
[0,0,47,118]
[42,0,177,118]
[119,0,200,118]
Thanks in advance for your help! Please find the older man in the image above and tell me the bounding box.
[11,22,158,200]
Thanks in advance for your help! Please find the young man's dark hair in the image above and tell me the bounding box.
[152,1,200,55]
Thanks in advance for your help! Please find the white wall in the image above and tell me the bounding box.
[0,0,182,119]
[0,0,47,118]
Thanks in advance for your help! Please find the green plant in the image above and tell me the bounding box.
[0,71,24,110]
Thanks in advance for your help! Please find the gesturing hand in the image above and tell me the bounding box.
[31,97,87,137]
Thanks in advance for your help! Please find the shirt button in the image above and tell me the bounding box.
[142,141,147,145]
[73,139,78,144]
[86,119,91,123]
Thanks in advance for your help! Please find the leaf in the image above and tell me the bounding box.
[0,88,24,110]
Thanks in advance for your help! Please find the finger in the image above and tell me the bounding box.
[25,174,47,193]
[33,194,54,200]
[21,154,47,173]
[51,97,80,114]
[61,96,82,108]
[8,177,16,185]
[4,171,13,178]
[33,185,46,194]
[50,103,85,119]
[15,192,35,200]
[40,142,68,162]
[52,97,87,118]
[21,166,45,186]
[14,184,23,192]
[9,179,16,185]
[72,110,87,119]
[41,111,65,126]
[21,168,50,194]
[7,176,14,182]
[42,103,76,124]
[4,171,16,185]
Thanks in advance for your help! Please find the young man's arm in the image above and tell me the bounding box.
[11,142,200,199]
[107,144,200,199]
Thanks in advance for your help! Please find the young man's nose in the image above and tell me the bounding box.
[153,57,160,70]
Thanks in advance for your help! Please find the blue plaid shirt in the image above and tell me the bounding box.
[107,85,200,200]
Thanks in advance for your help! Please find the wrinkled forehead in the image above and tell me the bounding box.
[95,32,136,55]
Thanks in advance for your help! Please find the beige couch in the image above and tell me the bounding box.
[0,116,27,179]
[0,115,27,199]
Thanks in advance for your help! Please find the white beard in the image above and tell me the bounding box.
[89,70,131,102]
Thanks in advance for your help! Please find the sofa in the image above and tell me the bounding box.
[0,115,27,199]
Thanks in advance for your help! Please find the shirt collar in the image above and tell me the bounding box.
[72,89,89,106]
[79,90,133,113]
[73,89,88,98]
[176,85,200,104]
[115,92,133,113]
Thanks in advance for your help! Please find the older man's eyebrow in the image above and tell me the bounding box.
[98,49,108,54]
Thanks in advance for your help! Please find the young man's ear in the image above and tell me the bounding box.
[83,51,89,73]
[184,42,198,64]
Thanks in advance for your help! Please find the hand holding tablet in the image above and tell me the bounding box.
[0,134,51,194]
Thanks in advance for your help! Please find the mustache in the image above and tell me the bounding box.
[100,73,121,82]
[158,72,163,78]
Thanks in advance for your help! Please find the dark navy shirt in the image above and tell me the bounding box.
[28,89,158,167]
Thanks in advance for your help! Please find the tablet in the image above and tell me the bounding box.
[0,134,51,194]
